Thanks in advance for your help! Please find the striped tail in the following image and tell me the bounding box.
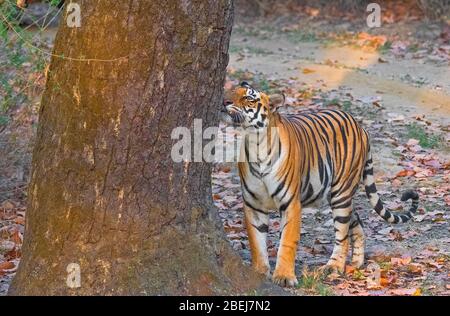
[363,153,419,224]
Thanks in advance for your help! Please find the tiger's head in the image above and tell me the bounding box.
[221,82,285,130]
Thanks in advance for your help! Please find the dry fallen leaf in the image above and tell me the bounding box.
[380,277,390,287]
[0,201,15,210]
[0,261,15,271]
[11,230,23,244]
[345,266,355,275]
[407,263,423,275]
[413,288,422,296]
[391,257,412,266]
[395,169,415,178]
[302,68,316,74]
[390,288,420,296]
[220,166,231,173]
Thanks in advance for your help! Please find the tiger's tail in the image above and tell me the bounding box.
[362,151,419,224]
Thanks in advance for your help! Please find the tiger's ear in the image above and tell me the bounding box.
[268,93,285,112]
[240,81,251,88]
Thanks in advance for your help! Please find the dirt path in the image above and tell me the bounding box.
[212,24,449,296]
[229,33,450,126]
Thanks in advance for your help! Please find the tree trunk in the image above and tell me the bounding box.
[8,0,265,295]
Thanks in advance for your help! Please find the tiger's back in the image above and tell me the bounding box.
[285,110,369,208]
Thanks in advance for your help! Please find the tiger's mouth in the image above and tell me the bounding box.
[227,110,245,124]
[219,109,244,126]
[220,100,245,125]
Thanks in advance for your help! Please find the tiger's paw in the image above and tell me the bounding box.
[254,264,271,278]
[350,257,364,269]
[272,269,298,287]
[319,260,345,276]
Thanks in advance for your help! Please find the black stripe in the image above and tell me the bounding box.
[244,200,267,214]
[392,215,399,224]
[279,194,295,213]
[334,215,351,224]
[279,168,294,202]
[401,190,419,201]
[355,212,364,228]
[318,153,324,184]
[400,214,411,222]
[336,234,349,243]
[350,220,360,229]
[249,103,262,123]
[241,177,257,200]
[374,199,383,213]
[332,198,352,210]
[301,171,310,194]
[363,167,374,176]
[271,181,285,198]
[303,184,314,202]
[365,183,377,194]
[252,223,269,233]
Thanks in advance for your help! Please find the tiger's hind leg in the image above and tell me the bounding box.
[349,212,365,268]
[326,199,353,273]
[243,203,270,277]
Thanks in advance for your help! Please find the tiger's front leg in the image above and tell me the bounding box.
[244,203,270,277]
[273,198,301,287]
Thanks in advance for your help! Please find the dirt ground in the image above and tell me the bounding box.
[1,4,449,296]
[212,16,450,295]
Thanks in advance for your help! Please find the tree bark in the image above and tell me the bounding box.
[8,0,266,295]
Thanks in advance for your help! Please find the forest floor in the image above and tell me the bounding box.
[1,5,450,296]
[213,14,450,296]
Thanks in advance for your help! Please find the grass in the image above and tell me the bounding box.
[352,269,365,281]
[324,98,341,107]
[297,268,335,296]
[406,123,442,149]
[407,43,420,53]
[0,114,9,127]
[257,78,271,93]
[0,38,50,116]
[229,45,242,54]
[378,261,391,270]
[244,46,272,55]
[229,44,273,56]
[227,69,251,83]
[378,41,392,54]
[227,69,278,94]
[285,30,319,43]
[341,100,353,112]
[233,25,274,40]
[400,74,428,87]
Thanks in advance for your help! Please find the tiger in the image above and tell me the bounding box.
[221,81,419,287]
